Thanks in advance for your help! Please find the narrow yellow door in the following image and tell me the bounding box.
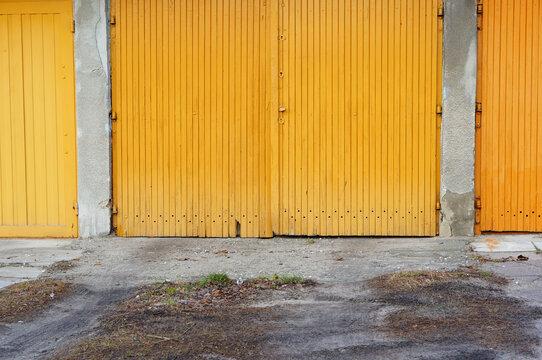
[277,0,443,236]
[476,0,542,233]
[111,0,275,237]
[0,0,78,238]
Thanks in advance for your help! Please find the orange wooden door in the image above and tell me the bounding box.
[476,0,542,233]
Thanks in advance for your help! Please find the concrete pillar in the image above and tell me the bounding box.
[73,0,112,238]
[440,0,478,237]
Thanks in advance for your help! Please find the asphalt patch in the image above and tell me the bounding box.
[51,278,315,360]
[369,268,542,356]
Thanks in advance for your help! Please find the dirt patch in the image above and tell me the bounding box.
[52,276,315,360]
[369,268,542,355]
[46,260,78,272]
[471,254,530,263]
[0,280,71,324]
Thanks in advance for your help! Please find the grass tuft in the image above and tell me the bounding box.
[273,275,305,285]
[198,273,231,287]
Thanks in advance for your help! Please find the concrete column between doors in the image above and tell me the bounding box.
[440,0,478,237]
[74,0,112,238]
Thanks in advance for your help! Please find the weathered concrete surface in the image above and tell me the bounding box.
[472,234,542,253]
[48,236,473,286]
[74,0,112,238]
[0,240,82,290]
[440,0,478,237]
[2,236,542,359]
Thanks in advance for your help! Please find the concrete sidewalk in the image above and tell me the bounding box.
[0,239,82,289]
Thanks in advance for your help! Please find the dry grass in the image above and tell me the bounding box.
[0,280,71,323]
[369,268,542,355]
[52,276,315,360]
[369,268,507,291]
[46,260,78,272]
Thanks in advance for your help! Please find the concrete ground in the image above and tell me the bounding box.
[1,235,542,359]
[0,240,82,290]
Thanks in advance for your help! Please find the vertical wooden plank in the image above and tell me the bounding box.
[0,15,19,227]
[43,14,60,225]
[56,4,78,236]
[227,0,235,236]
[306,0,314,235]
[126,1,135,235]
[337,0,346,235]
[22,14,36,226]
[187,0,195,235]
[133,0,142,235]
[31,15,48,225]
[269,0,280,235]
[381,0,389,235]
[535,0,542,231]
[0,15,9,225]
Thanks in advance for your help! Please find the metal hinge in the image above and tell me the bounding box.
[73,202,79,215]
[110,111,118,121]
[436,104,443,115]
[477,1,483,30]
[436,202,442,211]
[475,102,482,128]
[438,7,444,18]
[111,205,118,215]
[475,198,482,209]
[71,20,75,33]
[110,16,116,25]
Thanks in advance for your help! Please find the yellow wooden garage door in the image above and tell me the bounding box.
[475,0,542,233]
[0,0,78,238]
[111,0,276,237]
[277,0,442,236]
[111,0,442,237]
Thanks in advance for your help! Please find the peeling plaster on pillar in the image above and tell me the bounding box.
[74,0,112,238]
[440,0,478,237]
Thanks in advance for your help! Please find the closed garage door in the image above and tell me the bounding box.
[0,0,78,238]
[475,0,542,233]
[111,0,442,237]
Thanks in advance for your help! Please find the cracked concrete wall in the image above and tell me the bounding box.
[74,0,112,238]
[440,0,478,237]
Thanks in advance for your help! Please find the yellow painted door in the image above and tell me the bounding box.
[0,0,77,238]
[112,0,442,238]
[111,0,276,237]
[276,0,442,236]
[476,0,542,233]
